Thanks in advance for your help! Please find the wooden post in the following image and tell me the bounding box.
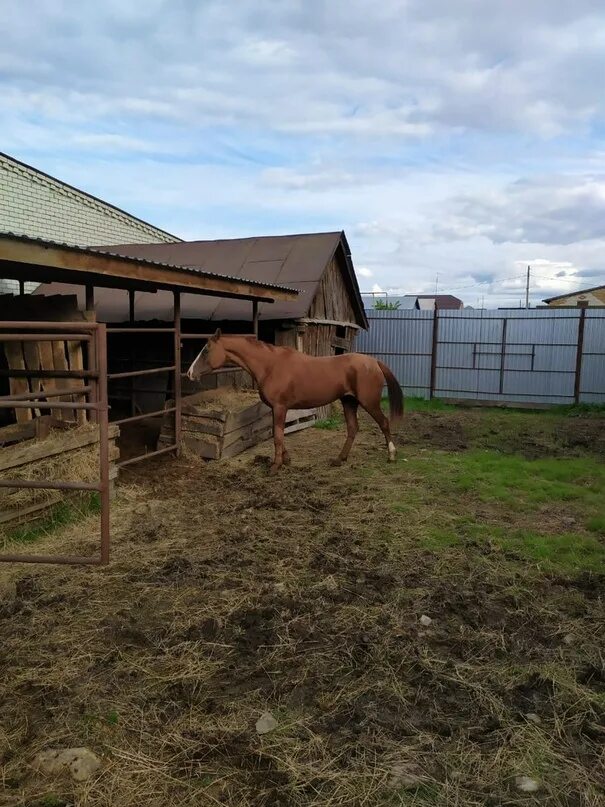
[574,306,587,404]
[252,300,259,338]
[429,308,439,399]
[498,318,508,395]
[85,285,94,312]
[173,292,182,457]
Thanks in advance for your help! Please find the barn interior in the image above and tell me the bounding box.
[0,231,297,549]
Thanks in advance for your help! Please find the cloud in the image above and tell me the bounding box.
[357,267,373,278]
[2,1,605,309]
[2,1,605,139]
[434,175,605,245]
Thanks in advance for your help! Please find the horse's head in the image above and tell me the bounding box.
[186,329,226,380]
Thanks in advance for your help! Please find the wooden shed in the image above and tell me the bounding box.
[37,232,368,414]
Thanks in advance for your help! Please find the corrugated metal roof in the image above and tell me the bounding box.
[94,231,368,327]
[0,231,297,295]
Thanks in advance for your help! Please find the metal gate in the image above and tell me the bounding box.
[0,321,110,565]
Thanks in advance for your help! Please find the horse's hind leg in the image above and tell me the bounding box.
[270,405,287,474]
[358,386,396,462]
[331,397,359,466]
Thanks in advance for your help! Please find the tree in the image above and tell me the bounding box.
[374,299,401,310]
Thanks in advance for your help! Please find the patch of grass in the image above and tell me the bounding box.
[40,796,66,807]
[587,515,605,535]
[382,395,457,413]
[550,402,605,418]
[403,450,605,509]
[2,493,101,548]
[420,521,605,573]
[314,414,343,430]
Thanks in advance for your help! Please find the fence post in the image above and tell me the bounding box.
[498,318,508,395]
[574,306,587,404]
[429,309,439,399]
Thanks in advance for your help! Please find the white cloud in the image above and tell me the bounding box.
[2,1,605,309]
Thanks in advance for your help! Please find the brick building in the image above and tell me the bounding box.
[0,152,180,293]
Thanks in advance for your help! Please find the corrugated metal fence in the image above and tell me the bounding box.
[356,308,605,405]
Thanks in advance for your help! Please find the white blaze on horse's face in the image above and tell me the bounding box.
[186,344,210,381]
[186,329,225,381]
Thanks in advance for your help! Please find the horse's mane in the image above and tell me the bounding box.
[228,335,277,351]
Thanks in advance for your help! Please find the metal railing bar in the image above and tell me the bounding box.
[0,386,93,402]
[0,321,99,330]
[118,444,178,468]
[106,327,176,334]
[0,369,98,379]
[112,407,175,426]
[0,553,102,565]
[0,480,100,491]
[108,365,175,380]
[0,333,92,342]
[0,401,99,411]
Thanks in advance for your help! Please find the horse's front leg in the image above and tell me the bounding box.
[270,405,287,474]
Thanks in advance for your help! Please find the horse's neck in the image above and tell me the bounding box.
[222,338,272,384]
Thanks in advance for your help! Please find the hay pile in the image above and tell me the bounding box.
[0,424,117,530]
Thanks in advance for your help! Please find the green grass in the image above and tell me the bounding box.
[403,450,605,508]
[2,493,101,548]
[388,449,605,574]
[40,796,66,807]
[422,523,605,573]
[587,515,605,535]
[389,395,605,418]
[314,414,343,430]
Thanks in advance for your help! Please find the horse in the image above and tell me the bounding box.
[186,330,404,473]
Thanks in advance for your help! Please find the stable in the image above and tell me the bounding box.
[0,231,297,564]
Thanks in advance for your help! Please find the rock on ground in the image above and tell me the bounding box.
[33,747,101,782]
[255,712,278,735]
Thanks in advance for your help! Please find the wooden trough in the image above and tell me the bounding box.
[158,389,316,460]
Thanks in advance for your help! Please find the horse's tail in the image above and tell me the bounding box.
[378,360,404,424]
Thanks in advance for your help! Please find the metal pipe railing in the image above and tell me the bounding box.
[0,322,110,566]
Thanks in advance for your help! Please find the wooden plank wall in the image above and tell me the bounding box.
[0,294,90,426]
[308,255,357,323]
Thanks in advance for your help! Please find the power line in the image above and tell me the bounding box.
[532,273,605,284]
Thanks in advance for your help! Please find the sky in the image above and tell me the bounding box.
[2,0,605,308]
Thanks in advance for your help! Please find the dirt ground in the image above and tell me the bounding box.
[1,406,604,806]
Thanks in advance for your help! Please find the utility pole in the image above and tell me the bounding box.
[435,273,439,294]
[525,265,530,309]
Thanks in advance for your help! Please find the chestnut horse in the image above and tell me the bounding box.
[186,330,404,473]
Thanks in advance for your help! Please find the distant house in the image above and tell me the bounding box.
[543,285,605,307]
[362,293,463,310]
[414,294,463,310]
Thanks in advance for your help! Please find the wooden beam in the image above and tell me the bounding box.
[0,235,298,302]
[297,317,362,330]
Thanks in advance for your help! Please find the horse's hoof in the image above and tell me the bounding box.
[329,458,343,467]
[269,464,280,475]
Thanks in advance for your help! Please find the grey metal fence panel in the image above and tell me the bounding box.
[356,306,605,406]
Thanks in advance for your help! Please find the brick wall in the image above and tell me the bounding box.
[0,153,180,294]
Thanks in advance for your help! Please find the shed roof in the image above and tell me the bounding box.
[97,231,368,327]
[0,232,297,303]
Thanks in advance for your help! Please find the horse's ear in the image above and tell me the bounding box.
[213,328,222,341]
